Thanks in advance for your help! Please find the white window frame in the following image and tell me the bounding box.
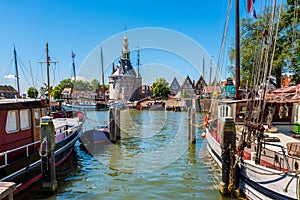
[6,110,19,133]
[20,109,31,130]
[34,109,41,127]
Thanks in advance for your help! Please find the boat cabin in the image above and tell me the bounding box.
[0,99,46,166]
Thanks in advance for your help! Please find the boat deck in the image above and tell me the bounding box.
[53,117,81,128]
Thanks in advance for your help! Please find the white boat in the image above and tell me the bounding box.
[206,98,300,199]
[205,0,300,199]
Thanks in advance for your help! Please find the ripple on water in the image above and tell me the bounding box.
[15,111,233,200]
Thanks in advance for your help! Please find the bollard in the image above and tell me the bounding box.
[40,116,58,193]
[115,107,121,140]
[109,107,116,143]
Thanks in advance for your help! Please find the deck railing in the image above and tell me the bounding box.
[0,126,77,166]
[0,141,40,166]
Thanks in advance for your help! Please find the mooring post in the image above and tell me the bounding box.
[40,116,58,193]
[219,117,237,196]
[188,107,191,143]
[109,107,116,143]
[115,107,121,141]
[191,108,196,144]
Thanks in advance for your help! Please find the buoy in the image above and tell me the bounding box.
[202,132,206,138]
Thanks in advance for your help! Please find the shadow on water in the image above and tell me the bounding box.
[15,110,235,200]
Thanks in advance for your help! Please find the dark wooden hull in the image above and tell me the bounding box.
[0,126,83,193]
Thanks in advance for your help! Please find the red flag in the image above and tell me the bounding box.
[247,0,257,18]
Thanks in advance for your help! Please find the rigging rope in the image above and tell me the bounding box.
[291,0,299,59]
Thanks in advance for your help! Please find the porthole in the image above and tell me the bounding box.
[295,161,299,170]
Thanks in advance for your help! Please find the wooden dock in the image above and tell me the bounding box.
[0,182,16,200]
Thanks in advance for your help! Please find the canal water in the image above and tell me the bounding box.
[16,110,233,200]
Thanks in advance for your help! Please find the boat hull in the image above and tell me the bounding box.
[0,126,83,193]
[206,126,299,200]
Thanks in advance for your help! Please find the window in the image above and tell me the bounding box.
[6,110,19,133]
[20,109,31,130]
[34,109,40,127]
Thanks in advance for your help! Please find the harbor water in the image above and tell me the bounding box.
[16,110,233,200]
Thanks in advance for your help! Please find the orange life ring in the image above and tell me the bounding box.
[204,113,209,127]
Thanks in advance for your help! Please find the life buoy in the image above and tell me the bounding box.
[204,113,209,127]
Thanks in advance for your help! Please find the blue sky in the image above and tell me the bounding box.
[0,0,253,94]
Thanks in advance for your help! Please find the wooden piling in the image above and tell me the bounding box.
[191,108,196,143]
[0,182,15,200]
[115,107,121,140]
[40,116,58,193]
[109,107,116,142]
[219,117,237,196]
[188,108,196,144]
[188,108,191,142]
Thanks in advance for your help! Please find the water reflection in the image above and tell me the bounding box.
[15,110,234,200]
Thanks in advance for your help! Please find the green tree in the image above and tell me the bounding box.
[51,86,62,99]
[90,79,100,89]
[228,2,299,88]
[58,78,73,89]
[75,80,92,91]
[27,87,38,98]
[152,78,170,98]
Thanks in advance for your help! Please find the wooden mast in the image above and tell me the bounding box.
[13,46,20,97]
[72,51,76,85]
[100,46,105,99]
[46,42,51,104]
[235,0,241,99]
[38,42,57,105]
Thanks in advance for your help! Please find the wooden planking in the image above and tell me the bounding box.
[0,182,16,200]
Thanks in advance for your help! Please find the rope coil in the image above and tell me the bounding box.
[39,137,48,157]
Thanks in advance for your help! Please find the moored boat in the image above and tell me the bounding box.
[206,98,300,199]
[0,98,85,193]
[205,0,300,199]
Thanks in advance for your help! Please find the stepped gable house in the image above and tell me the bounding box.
[169,77,181,96]
[180,76,196,98]
[194,75,206,97]
[108,32,142,103]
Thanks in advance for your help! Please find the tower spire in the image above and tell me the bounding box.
[122,26,130,60]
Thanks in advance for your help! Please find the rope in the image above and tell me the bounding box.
[39,137,48,157]
[190,123,204,128]
[284,172,299,192]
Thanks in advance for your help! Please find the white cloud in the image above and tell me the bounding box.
[4,75,16,79]
[71,76,87,81]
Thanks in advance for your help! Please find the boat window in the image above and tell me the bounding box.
[20,109,31,130]
[219,105,232,118]
[6,110,19,133]
[34,109,41,127]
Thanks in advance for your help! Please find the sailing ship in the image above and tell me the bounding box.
[0,44,85,193]
[64,48,108,110]
[205,1,300,199]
